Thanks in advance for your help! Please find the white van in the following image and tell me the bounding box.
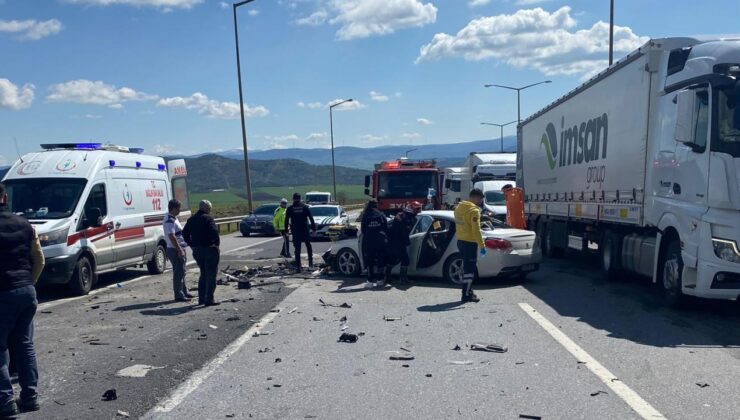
[473,180,515,222]
[305,191,332,205]
[1,143,190,295]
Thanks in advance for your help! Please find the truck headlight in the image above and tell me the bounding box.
[712,238,740,264]
[39,227,68,247]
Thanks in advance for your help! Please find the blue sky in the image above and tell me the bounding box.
[1,0,739,163]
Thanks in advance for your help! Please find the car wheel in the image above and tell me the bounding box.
[661,239,686,307]
[241,228,250,237]
[335,248,361,277]
[443,253,465,285]
[69,256,95,296]
[147,243,167,274]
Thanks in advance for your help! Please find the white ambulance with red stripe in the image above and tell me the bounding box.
[1,143,190,295]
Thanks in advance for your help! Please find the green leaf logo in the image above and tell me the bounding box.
[540,133,557,170]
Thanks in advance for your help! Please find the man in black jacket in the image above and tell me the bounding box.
[286,193,316,272]
[361,200,388,287]
[183,200,220,306]
[384,208,416,284]
[0,183,44,417]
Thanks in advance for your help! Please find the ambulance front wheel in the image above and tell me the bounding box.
[69,256,95,296]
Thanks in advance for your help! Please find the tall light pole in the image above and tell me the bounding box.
[484,80,552,124]
[233,0,256,212]
[329,99,353,200]
[405,148,418,158]
[481,121,517,152]
[609,0,614,66]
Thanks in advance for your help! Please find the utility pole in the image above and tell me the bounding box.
[484,81,551,124]
[481,121,517,152]
[233,0,256,212]
[329,99,353,200]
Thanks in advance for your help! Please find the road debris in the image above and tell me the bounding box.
[383,315,401,321]
[288,307,299,314]
[519,415,542,420]
[590,390,608,397]
[258,348,272,353]
[425,373,433,378]
[338,333,359,343]
[197,334,208,341]
[400,347,412,353]
[696,382,710,388]
[116,410,131,418]
[116,364,164,378]
[102,389,118,401]
[389,354,415,361]
[275,358,282,363]
[448,361,474,365]
[471,343,508,353]
[319,298,352,308]
[453,345,461,351]
[226,316,241,322]
[209,325,218,330]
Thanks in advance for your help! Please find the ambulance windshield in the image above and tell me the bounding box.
[4,178,87,219]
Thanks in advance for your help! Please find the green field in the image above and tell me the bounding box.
[189,184,366,218]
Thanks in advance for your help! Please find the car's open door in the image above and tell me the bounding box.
[407,215,432,275]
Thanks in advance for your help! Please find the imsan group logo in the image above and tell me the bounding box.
[55,158,77,172]
[123,184,135,209]
[540,113,609,170]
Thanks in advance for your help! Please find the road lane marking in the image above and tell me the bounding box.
[151,308,282,413]
[38,237,281,311]
[518,303,666,420]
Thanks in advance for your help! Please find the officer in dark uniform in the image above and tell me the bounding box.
[361,200,388,287]
[0,182,44,417]
[286,193,316,271]
[384,207,416,283]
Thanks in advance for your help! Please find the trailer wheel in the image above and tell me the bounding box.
[69,256,94,296]
[601,232,622,281]
[544,225,564,258]
[660,240,686,307]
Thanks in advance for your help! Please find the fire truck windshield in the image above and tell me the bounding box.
[378,171,437,199]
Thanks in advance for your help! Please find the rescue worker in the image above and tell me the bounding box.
[361,200,388,287]
[384,207,416,284]
[183,200,220,306]
[454,188,487,303]
[163,199,194,302]
[286,193,316,271]
[0,182,44,417]
[273,198,290,258]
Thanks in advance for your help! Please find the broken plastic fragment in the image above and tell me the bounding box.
[696,382,710,388]
[389,354,415,361]
[590,390,608,397]
[452,345,461,351]
[102,389,118,401]
[383,316,401,321]
[288,307,298,314]
[448,360,474,365]
[338,333,358,343]
[116,410,131,418]
[471,343,508,353]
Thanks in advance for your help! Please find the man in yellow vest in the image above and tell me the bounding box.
[273,198,290,258]
[454,188,486,303]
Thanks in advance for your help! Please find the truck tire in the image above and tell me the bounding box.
[660,240,686,307]
[147,243,167,274]
[544,225,564,258]
[69,256,95,296]
[601,232,622,281]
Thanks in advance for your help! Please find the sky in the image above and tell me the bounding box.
[1,0,739,164]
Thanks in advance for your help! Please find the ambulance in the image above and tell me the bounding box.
[1,143,190,295]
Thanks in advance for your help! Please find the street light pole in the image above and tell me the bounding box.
[329,99,353,200]
[481,121,517,152]
[484,80,552,124]
[609,0,614,66]
[233,0,256,213]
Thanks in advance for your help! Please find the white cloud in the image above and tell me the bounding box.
[297,101,323,109]
[64,0,202,10]
[265,134,299,142]
[401,132,421,139]
[47,79,158,107]
[295,9,328,26]
[219,1,228,9]
[0,78,34,110]
[248,9,259,16]
[358,134,387,144]
[327,98,365,111]
[305,132,329,142]
[108,103,124,109]
[84,113,102,119]
[153,144,176,155]
[370,91,389,102]
[468,0,490,6]
[516,0,552,4]
[417,117,434,125]
[395,92,402,98]
[157,92,269,119]
[0,19,62,41]
[330,0,437,40]
[417,6,648,79]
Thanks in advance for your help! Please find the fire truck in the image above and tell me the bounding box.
[364,158,443,215]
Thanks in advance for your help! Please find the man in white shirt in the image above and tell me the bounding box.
[163,199,193,302]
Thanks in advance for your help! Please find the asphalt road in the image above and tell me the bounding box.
[14,234,740,419]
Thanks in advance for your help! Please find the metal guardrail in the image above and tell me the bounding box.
[214,204,365,234]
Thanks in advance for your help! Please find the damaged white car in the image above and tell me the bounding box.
[323,211,541,283]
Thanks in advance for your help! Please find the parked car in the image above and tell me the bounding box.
[309,204,349,240]
[240,203,280,237]
[323,210,541,283]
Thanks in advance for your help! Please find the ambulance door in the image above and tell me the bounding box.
[108,174,147,266]
[78,182,115,270]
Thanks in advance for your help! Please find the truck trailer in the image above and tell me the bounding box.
[518,37,740,304]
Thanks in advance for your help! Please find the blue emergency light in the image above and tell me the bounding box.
[40,143,102,150]
[136,161,142,168]
[130,148,144,154]
[109,160,116,167]
[158,164,166,171]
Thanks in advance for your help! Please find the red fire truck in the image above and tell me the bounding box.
[364,158,443,215]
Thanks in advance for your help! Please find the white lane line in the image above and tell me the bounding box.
[38,237,281,311]
[518,303,666,420]
[151,308,281,413]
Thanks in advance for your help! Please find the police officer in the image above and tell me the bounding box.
[384,207,416,284]
[454,188,486,303]
[183,200,220,306]
[286,193,316,271]
[273,198,290,258]
[361,200,388,287]
[0,182,45,417]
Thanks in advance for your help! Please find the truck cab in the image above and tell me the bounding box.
[365,158,442,215]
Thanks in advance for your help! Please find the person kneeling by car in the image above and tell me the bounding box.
[454,188,486,303]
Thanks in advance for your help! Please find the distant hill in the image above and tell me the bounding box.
[182,137,517,170]
[181,155,370,192]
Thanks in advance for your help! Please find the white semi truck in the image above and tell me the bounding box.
[518,37,740,305]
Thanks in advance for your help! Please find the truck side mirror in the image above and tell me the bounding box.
[444,179,451,189]
[364,175,370,188]
[674,89,695,145]
[364,188,370,196]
